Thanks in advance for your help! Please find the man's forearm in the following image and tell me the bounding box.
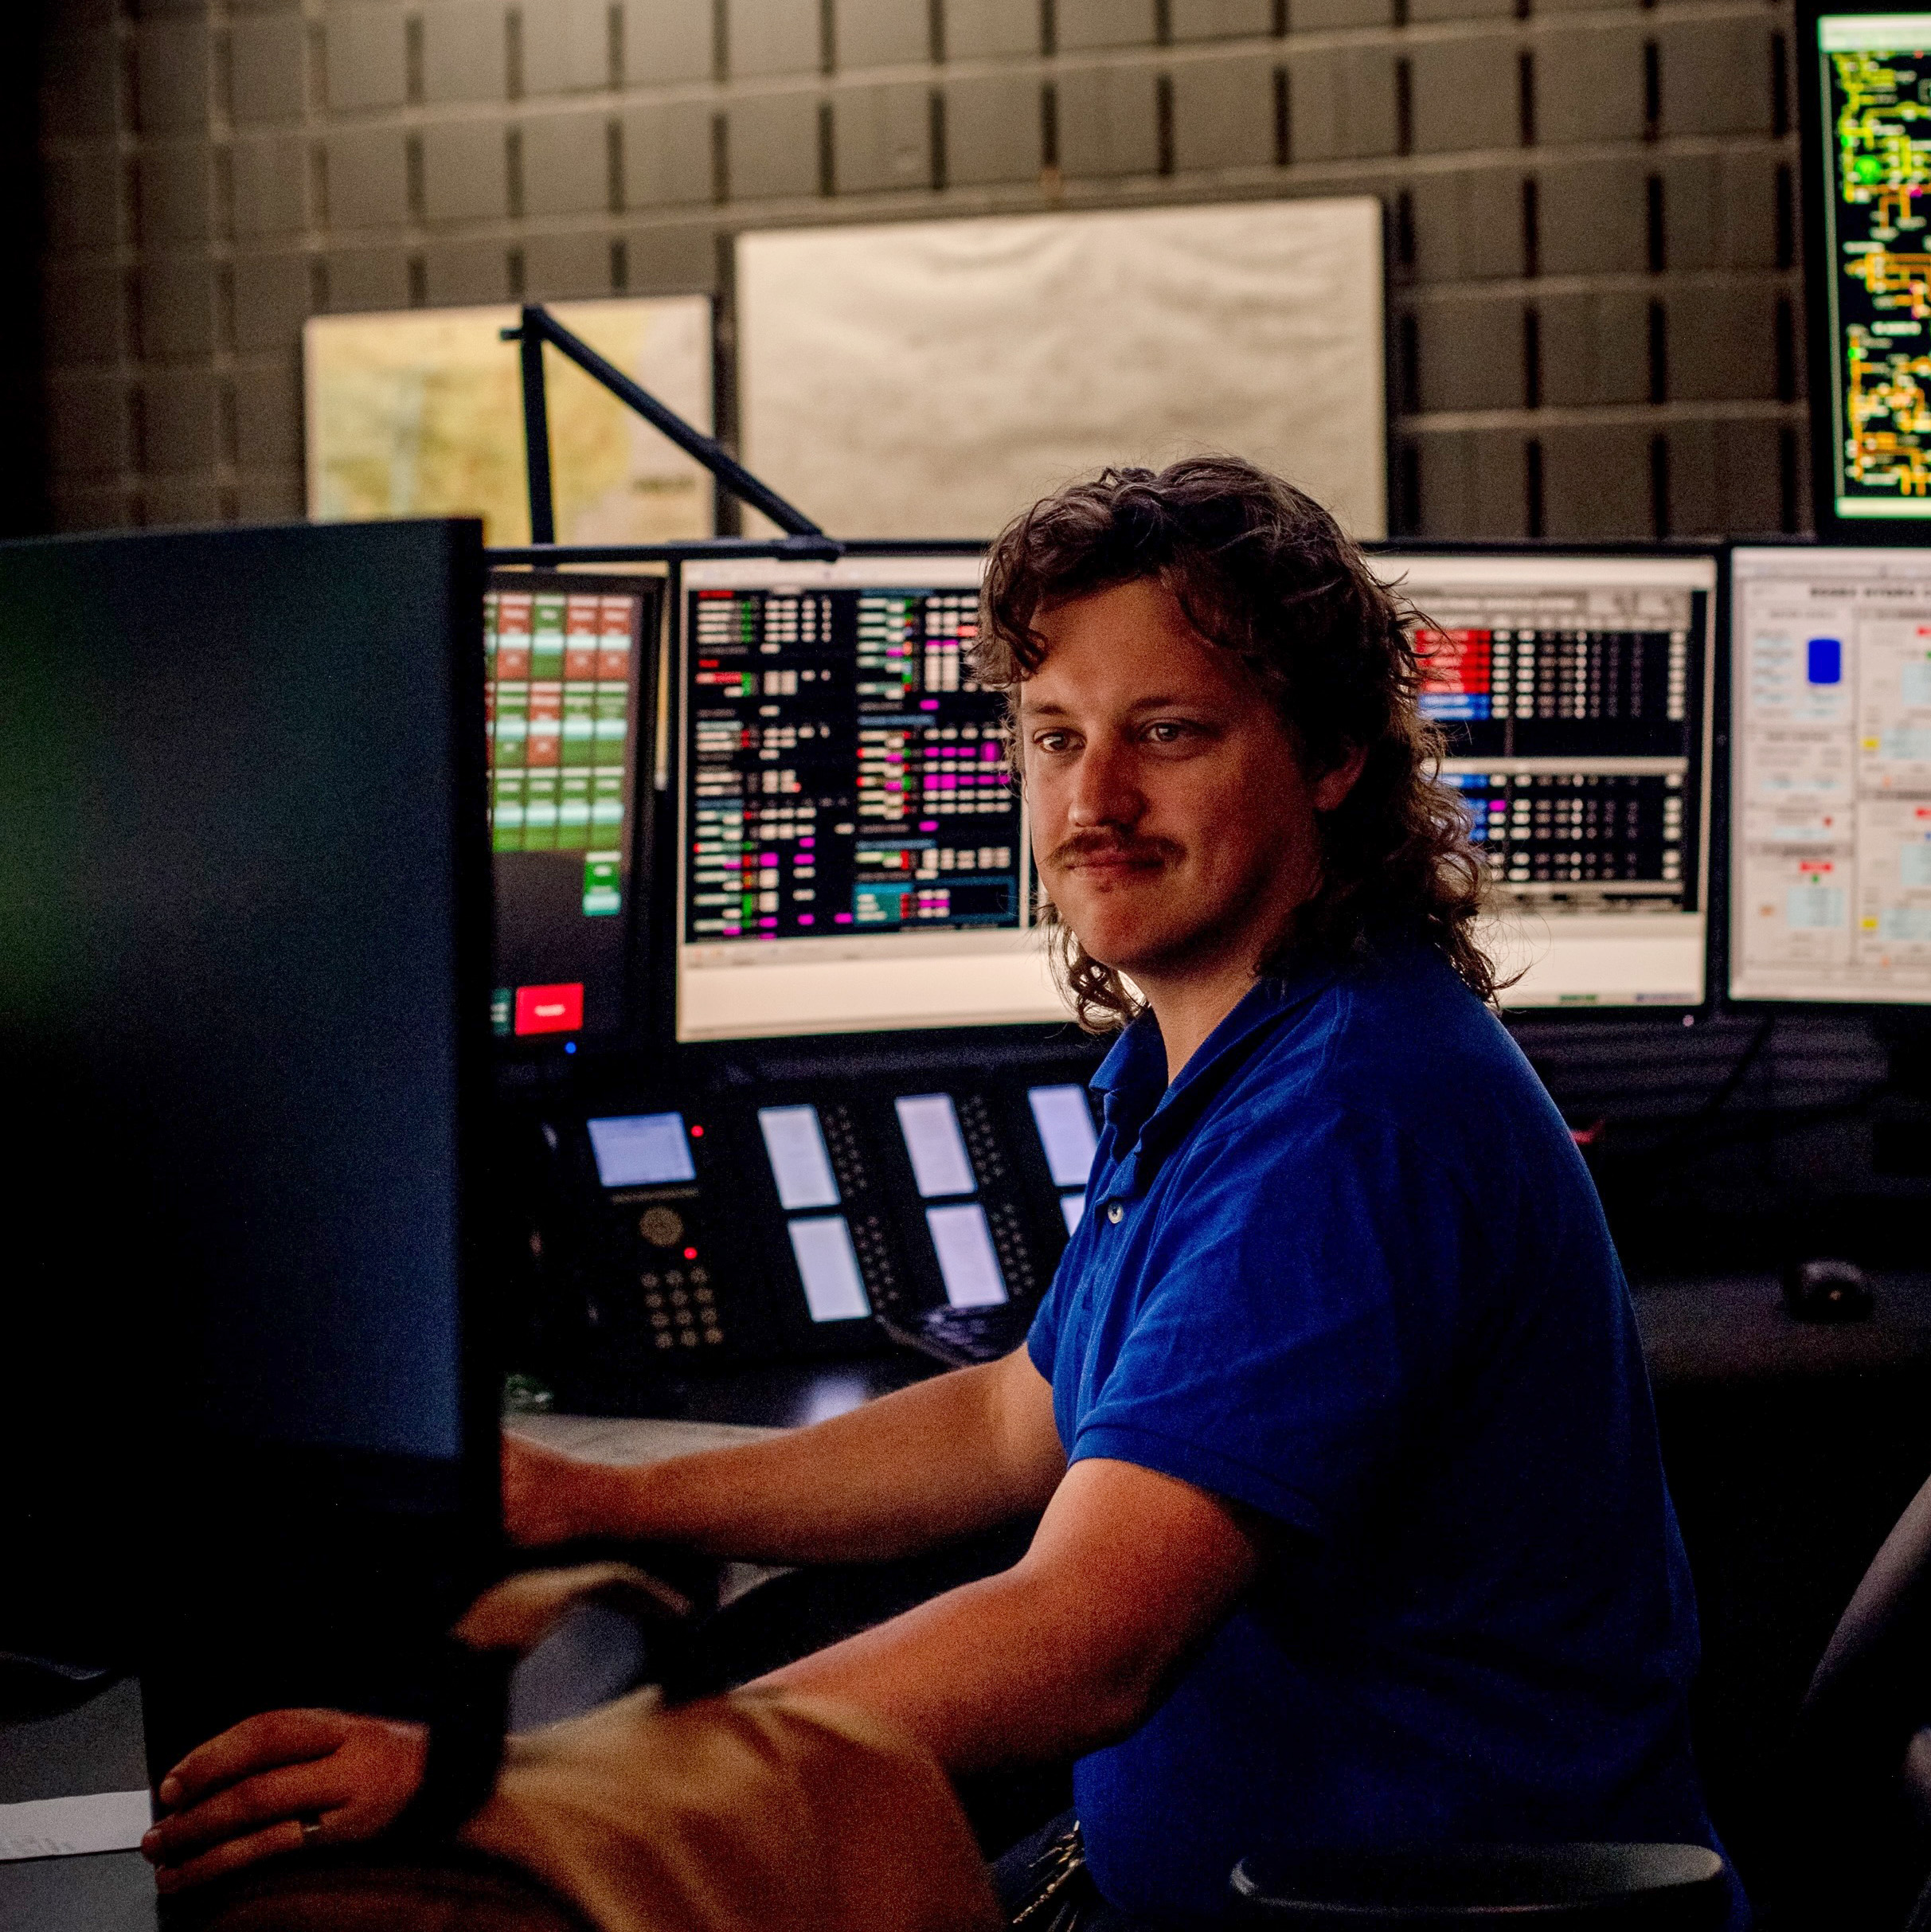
[756,1566,1155,1774]
[752,1458,1262,1775]
[550,1355,1063,1566]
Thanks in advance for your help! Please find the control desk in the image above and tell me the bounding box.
[510,1043,1104,1408]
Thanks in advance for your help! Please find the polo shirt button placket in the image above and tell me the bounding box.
[1105,1202,1124,1225]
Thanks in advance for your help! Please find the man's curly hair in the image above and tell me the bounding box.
[973,456,1499,1030]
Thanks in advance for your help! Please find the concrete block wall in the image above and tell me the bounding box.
[37,0,1804,539]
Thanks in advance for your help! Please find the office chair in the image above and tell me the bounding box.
[1229,1841,1729,1928]
[1785,1466,1931,1931]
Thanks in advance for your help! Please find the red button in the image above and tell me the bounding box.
[514,983,584,1035]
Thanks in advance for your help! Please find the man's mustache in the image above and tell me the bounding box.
[1046,832,1182,870]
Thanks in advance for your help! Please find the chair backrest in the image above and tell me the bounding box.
[1229,1842,1729,1929]
[1788,1466,1931,1928]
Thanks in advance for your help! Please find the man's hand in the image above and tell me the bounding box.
[139,1711,427,1893]
[499,1350,1065,1568]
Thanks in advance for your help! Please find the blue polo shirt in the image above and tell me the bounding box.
[1027,946,1722,1922]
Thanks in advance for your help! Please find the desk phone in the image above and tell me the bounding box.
[518,1060,1102,1398]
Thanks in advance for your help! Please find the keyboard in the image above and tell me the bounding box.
[879,1303,1033,1367]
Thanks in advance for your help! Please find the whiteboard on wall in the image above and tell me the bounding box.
[737,199,1386,542]
[304,296,713,546]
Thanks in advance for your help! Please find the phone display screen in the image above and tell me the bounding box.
[786,1215,872,1323]
[587,1113,696,1188]
[758,1105,840,1210]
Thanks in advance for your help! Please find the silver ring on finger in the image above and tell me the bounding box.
[299,1814,325,1846]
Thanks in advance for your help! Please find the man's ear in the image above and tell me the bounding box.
[1311,744,1368,812]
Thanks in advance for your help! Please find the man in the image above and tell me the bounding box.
[144,459,1729,1924]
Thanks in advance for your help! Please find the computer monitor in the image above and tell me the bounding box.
[0,519,501,1771]
[487,570,661,1048]
[1728,544,1931,1004]
[1379,549,1719,1011]
[675,551,1062,1042]
[1796,0,1931,536]
[677,548,1717,1035]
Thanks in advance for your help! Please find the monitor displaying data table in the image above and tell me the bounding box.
[676,551,1064,1042]
[1730,545,1931,1003]
[1386,549,1719,1010]
[487,571,659,1046]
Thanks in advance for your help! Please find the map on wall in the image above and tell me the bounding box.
[736,200,1387,542]
[303,296,713,546]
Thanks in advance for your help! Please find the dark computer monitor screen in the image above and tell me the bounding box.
[1730,544,1931,1003]
[1381,549,1718,1009]
[676,553,1063,1042]
[487,571,660,1046]
[1800,2,1931,531]
[0,519,498,1737]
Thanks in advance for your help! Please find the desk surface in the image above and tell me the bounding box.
[10,1276,1931,1932]
[1632,1272,1931,1385]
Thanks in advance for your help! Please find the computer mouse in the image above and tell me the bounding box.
[1781,1257,1875,1324]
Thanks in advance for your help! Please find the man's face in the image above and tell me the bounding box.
[1018,577,1356,989]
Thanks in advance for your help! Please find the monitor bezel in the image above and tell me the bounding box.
[1722,537,1931,1014]
[1366,539,1725,1025]
[1794,0,1931,544]
[484,566,667,1068]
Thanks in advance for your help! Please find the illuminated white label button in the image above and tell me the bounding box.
[1105,1202,1124,1225]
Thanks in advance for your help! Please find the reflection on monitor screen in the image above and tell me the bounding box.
[1029,1085,1098,1187]
[758,1105,840,1210]
[896,1093,975,1198]
[677,554,1062,1042]
[587,1113,694,1188]
[787,1215,871,1322]
[925,1203,1008,1308]
[1730,547,1931,1003]
[488,574,655,1043]
[1383,550,1718,1010]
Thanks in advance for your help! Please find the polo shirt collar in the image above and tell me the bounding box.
[1090,960,1339,1198]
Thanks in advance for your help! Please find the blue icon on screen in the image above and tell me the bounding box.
[1808,638,1843,686]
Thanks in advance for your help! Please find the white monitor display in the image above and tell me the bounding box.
[678,553,1062,1042]
[1730,546,1931,1003]
[1382,550,1718,1011]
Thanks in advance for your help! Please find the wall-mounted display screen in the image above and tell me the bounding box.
[1808,10,1931,525]
[1730,544,1931,1003]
